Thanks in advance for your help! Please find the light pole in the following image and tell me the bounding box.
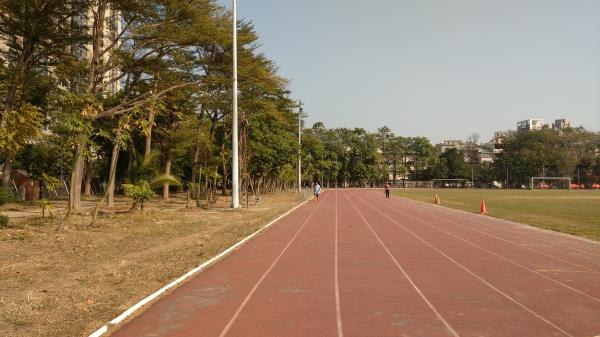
[231,0,239,208]
[297,101,303,193]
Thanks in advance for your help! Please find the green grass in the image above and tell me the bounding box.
[391,189,600,241]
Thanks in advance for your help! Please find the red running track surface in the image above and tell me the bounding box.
[110,189,600,337]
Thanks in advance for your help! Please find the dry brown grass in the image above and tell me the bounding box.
[0,192,305,337]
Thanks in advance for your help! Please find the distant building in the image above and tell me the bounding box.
[0,5,122,94]
[552,119,571,130]
[517,119,545,132]
[436,140,496,165]
[491,131,513,154]
[478,144,495,164]
[436,140,465,153]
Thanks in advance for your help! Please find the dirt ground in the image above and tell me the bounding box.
[0,191,307,337]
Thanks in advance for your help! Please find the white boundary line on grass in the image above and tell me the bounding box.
[88,197,311,337]
[390,191,600,246]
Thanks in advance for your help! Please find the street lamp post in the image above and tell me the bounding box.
[231,0,239,208]
[297,101,303,193]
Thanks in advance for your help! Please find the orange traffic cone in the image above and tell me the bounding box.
[434,195,440,204]
[480,199,488,215]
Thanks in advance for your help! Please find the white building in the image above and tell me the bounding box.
[79,5,123,94]
[517,119,545,132]
[436,140,465,153]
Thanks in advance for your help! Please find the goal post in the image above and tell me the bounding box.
[530,177,572,190]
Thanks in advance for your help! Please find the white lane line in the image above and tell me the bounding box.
[88,197,312,337]
[335,191,344,337]
[503,230,600,259]
[344,193,460,337]
[398,196,600,259]
[405,198,600,262]
[390,196,600,273]
[375,197,600,303]
[218,194,326,337]
[353,193,574,337]
[421,209,600,273]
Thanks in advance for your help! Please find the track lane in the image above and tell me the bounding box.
[352,190,600,337]
[111,194,325,337]
[346,191,570,337]
[339,192,459,337]
[387,195,600,299]
[219,192,337,337]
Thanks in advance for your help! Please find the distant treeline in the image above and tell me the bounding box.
[302,123,600,188]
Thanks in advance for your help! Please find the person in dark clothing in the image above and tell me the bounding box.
[384,183,390,198]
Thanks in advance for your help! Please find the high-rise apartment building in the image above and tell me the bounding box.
[0,4,122,94]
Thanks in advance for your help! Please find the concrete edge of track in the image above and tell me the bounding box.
[384,189,600,246]
[87,195,314,337]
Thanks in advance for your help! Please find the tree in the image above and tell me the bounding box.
[376,126,394,183]
[440,148,469,179]
[0,0,84,188]
[59,0,221,215]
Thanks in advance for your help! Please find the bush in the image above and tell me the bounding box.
[0,214,9,228]
[123,181,155,211]
[0,189,15,206]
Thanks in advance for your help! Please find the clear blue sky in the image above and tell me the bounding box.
[218,0,600,143]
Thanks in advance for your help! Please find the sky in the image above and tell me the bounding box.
[217,0,600,143]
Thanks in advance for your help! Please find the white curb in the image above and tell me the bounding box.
[88,197,310,337]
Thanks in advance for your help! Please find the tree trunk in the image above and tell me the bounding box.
[2,153,14,190]
[90,142,120,225]
[163,155,172,201]
[1,46,27,130]
[221,142,227,196]
[107,142,120,208]
[84,159,93,196]
[70,142,86,211]
[144,108,155,163]
[191,124,202,184]
[0,60,26,189]
[86,1,106,94]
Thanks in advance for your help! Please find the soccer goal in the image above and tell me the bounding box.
[530,177,571,190]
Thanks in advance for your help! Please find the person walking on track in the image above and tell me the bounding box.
[384,182,390,198]
[313,182,321,201]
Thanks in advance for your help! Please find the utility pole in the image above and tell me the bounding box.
[506,166,509,189]
[297,101,303,193]
[231,0,239,208]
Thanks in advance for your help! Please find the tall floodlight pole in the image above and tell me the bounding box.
[297,101,303,193]
[231,0,239,208]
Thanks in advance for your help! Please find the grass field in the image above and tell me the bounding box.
[391,189,600,241]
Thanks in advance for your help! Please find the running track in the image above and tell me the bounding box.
[111,190,600,337]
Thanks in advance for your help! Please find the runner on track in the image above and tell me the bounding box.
[313,182,321,201]
[384,182,390,198]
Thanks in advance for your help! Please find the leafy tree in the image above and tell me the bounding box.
[440,148,469,179]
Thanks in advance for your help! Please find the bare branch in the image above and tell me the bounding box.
[94,82,200,120]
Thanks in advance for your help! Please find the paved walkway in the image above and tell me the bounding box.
[111,190,600,337]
